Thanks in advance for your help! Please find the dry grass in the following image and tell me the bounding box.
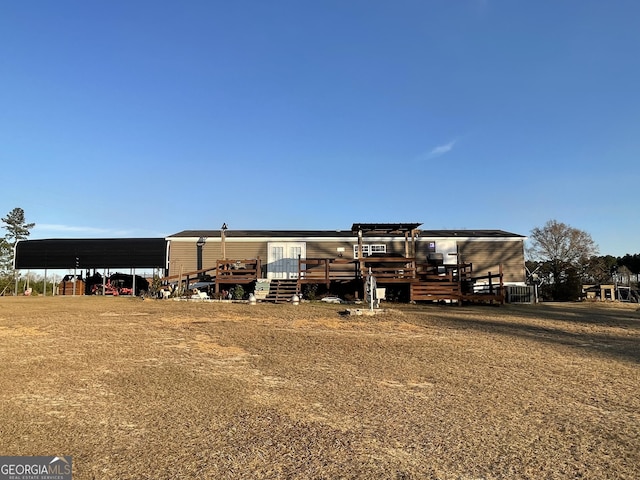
[0,297,638,479]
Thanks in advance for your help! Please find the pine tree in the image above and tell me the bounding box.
[1,208,35,273]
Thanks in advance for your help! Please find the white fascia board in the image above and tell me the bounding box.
[167,237,213,242]
[167,235,525,243]
[167,236,361,243]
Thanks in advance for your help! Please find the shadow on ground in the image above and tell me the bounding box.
[404,303,640,364]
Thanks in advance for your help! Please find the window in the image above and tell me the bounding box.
[353,244,387,258]
[370,245,386,254]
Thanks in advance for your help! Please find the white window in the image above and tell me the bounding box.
[353,244,387,258]
[370,244,386,254]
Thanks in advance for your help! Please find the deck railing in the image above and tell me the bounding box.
[216,258,262,284]
[298,256,420,285]
[298,258,359,286]
[359,256,417,282]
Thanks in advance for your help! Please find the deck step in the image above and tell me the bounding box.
[265,279,299,303]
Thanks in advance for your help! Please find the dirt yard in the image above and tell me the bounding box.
[0,297,638,479]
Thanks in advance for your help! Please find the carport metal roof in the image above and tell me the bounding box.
[14,238,167,269]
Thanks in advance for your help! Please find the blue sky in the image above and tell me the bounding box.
[1,1,638,256]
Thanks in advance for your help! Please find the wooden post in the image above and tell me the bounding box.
[215,260,221,295]
[500,263,505,304]
[411,228,417,260]
[325,258,330,288]
[404,231,409,259]
[357,229,363,277]
[221,223,228,260]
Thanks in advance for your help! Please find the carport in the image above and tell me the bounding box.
[13,238,167,295]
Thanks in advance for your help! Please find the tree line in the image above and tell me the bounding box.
[526,220,639,301]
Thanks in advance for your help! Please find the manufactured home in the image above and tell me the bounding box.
[165,223,526,303]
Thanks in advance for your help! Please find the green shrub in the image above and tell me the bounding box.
[232,285,245,300]
[302,284,319,300]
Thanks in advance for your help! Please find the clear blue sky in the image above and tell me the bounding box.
[1,1,638,256]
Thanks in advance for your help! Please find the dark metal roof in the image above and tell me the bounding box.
[418,230,525,238]
[167,230,357,238]
[14,238,167,269]
[167,228,524,239]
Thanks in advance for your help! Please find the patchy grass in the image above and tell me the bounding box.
[0,297,638,479]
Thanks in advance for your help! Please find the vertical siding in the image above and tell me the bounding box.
[385,241,407,256]
[202,243,222,270]
[306,240,354,258]
[457,240,525,283]
[168,240,267,276]
[168,242,196,276]
[306,239,410,259]
[225,242,267,260]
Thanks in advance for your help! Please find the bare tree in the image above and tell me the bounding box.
[528,220,598,300]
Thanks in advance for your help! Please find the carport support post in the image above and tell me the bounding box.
[103,268,107,295]
[132,268,136,296]
[14,270,18,296]
[43,269,47,297]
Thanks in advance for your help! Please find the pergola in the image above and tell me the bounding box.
[351,223,422,260]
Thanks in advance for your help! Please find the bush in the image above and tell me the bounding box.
[302,284,319,300]
[232,285,245,300]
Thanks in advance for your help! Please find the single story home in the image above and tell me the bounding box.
[165,223,526,302]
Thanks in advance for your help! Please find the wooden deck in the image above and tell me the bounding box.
[298,258,359,286]
[411,263,504,304]
[299,256,504,304]
[162,258,263,295]
[162,256,504,304]
[214,259,262,293]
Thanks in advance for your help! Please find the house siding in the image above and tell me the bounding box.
[306,240,354,259]
[168,240,266,276]
[457,240,525,283]
[224,242,267,261]
[166,231,526,284]
[167,242,197,275]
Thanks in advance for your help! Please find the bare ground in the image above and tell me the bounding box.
[0,297,638,479]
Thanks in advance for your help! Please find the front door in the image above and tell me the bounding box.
[267,242,306,280]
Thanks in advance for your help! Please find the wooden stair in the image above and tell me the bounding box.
[410,281,462,302]
[265,279,299,303]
